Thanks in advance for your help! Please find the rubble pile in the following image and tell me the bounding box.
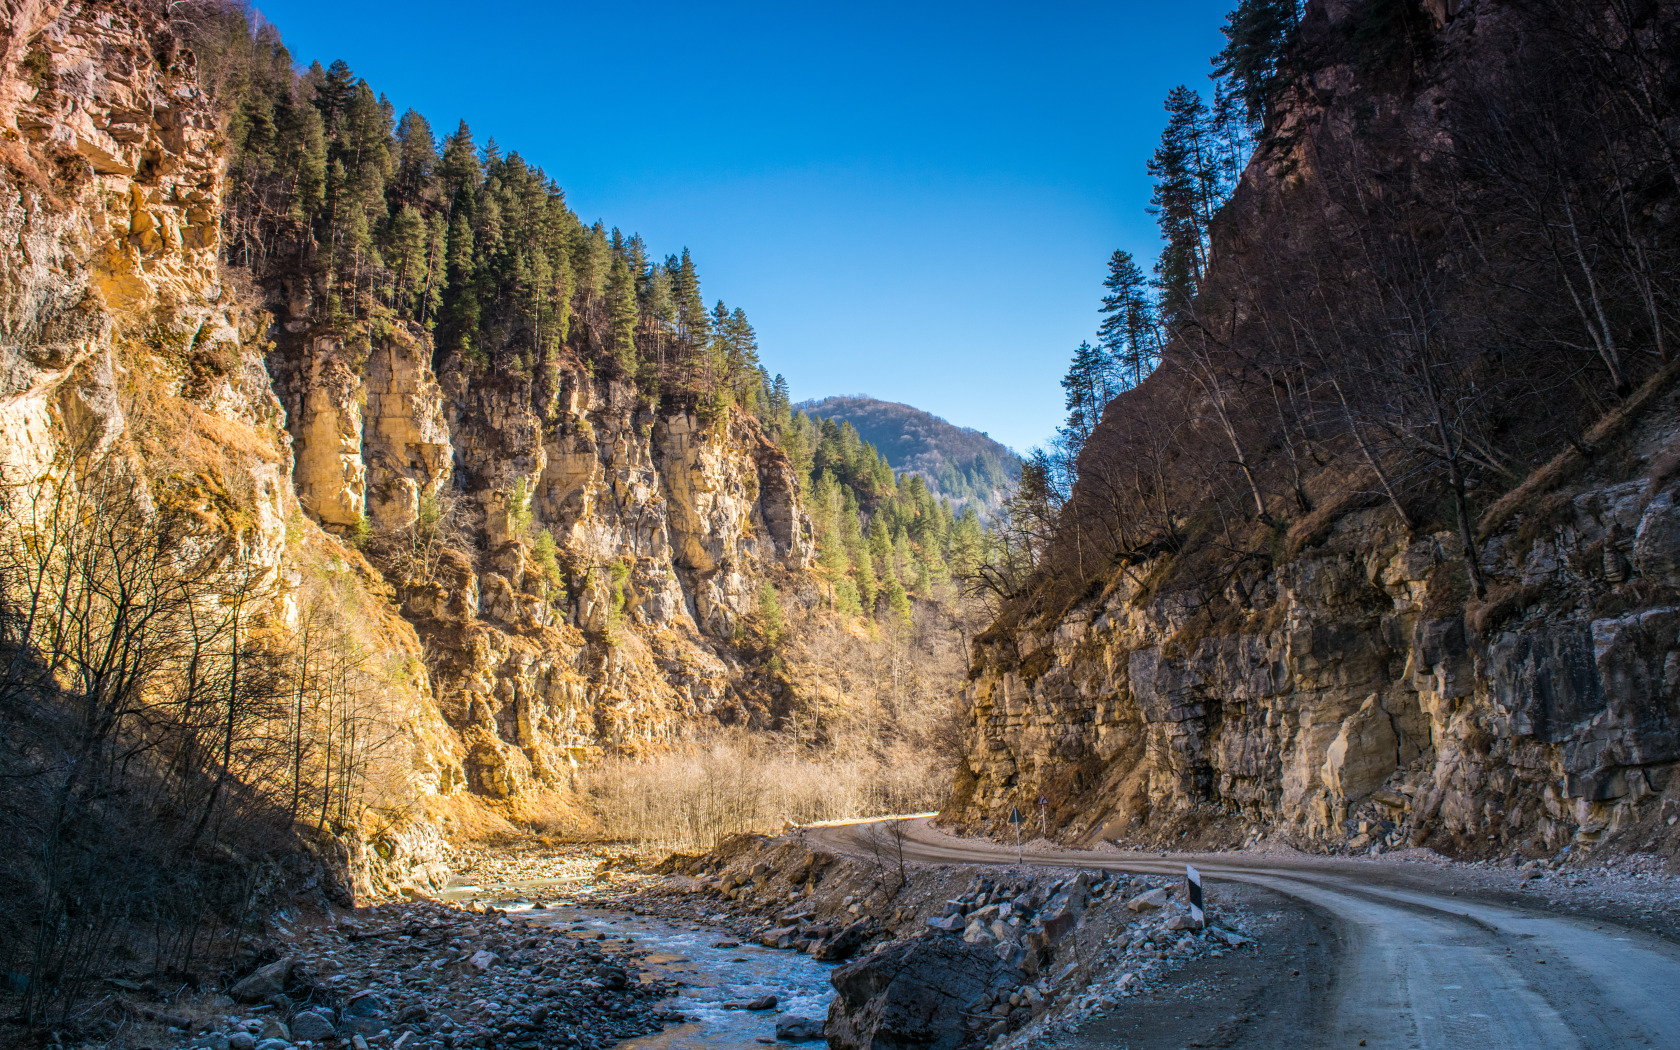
[168,902,682,1050]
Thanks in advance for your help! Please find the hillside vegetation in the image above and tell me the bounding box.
[797,395,1021,520]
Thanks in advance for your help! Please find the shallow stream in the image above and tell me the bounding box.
[442,885,836,1050]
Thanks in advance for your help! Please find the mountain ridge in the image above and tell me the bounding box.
[796,394,1020,518]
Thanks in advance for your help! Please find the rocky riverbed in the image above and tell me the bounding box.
[586,827,1268,1050]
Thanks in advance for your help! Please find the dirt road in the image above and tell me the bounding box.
[808,819,1680,1050]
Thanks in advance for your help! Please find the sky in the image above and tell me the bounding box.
[250,1,1236,454]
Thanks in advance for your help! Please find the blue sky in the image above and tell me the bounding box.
[251,1,1235,453]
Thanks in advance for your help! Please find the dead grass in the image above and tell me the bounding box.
[1479,359,1680,539]
[574,730,948,852]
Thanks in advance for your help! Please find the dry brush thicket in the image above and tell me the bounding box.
[575,590,972,850]
[0,450,416,1023]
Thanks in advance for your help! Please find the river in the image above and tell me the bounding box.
[440,885,837,1049]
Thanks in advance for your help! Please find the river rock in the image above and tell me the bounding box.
[257,1019,290,1042]
[813,921,869,962]
[230,959,293,1003]
[290,1010,336,1041]
[827,934,1023,1050]
[777,1016,825,1041]
[761,926,797,949]
[227,1034,256,1050]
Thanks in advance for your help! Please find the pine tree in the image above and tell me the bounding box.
[1211,0,1301,132]
[437,120,481,203]
[1059,341,1114,454]
[392,108,437,206]
[673,248,710,348]
[1148,86,1224,321]
[605,254,639,372]
[1097,249,1159,386]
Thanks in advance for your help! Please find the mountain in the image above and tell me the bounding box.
[796,396,1021,518]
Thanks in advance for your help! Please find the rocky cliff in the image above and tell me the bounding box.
[0,0,811,861]
[944,0,1680,862]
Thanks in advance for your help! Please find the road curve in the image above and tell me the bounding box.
[807,818,1680,1050]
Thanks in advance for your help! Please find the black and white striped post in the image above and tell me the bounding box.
[1009,806,1023,863]
[1186,864,1204,927]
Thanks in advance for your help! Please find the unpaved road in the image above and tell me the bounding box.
[809,819,1680,1050]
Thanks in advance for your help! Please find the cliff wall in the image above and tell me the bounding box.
[945,0,1680,862]
[0,0,811,868]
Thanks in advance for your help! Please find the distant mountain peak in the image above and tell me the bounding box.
[796,395,1020,517]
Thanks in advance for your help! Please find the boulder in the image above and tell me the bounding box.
[257,1019,290,1043]
[290,1012,336,1041]
[827,934,1023,1050]
[469,949,499,970]
[961,920,996,947]
[746,995,779,1011]
[229,958,293,1003]
[761,926,797,949]
[1126,888,1168,912]
[776,1016,825,1041]
[813,921,870,962]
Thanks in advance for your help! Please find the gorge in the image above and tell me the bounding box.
[3,0,1680,1048]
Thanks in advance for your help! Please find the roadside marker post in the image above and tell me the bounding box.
[1037,794,1048,834]
[1010,807,1023,864]
[1186,864,1204,927]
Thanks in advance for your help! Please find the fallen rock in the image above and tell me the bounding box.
[961,920,996,946]
[777,1016,825,1041]
[761,926,798,949]
[1165,912,1201,931]
[1126,888,1168,912]
[229,958,293,1003]
[813,922,869,963]
[827,934,1023,1050]
[290,1012,336,1041]
[257,1019,290,1043]
[469,949,499,970]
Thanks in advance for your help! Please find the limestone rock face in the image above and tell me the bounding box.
[266,320,814,797]
[0,2,463,897]
[949,399,1680,854]
[0,2,812,827]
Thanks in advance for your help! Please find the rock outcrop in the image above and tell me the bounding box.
[0,0,813,862]
[944,0,1680,861]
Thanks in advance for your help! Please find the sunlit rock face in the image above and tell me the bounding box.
[0,1,814,820]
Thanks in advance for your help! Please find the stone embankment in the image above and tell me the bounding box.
[596,829,1263,1050]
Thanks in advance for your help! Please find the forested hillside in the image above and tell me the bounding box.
[797,395,1021,519]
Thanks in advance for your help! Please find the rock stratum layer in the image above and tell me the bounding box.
[946,0,1680,860]
[0,0,809,870]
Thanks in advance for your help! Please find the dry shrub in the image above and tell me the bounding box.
[575,730,947,851]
